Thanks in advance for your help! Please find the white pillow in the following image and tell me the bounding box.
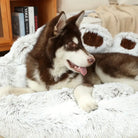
[117,0,138,5]
[57,0,109,13]
[80,24,113,53]
[111,32,138,56]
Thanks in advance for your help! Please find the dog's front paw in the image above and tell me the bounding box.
[78,97,98,112]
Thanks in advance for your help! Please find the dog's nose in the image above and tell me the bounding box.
[87,56,95,64]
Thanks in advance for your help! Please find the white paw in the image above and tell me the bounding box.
[0,87,10,98]
[135,76,138,81]
[78,97,98,112]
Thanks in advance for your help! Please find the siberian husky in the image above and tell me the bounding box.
[0,11,138,112]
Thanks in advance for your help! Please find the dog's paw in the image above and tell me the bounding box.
[78,97,98,112]
[135,75,138,81]
[0,87,10,98]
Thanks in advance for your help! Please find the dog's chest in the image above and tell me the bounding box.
[50,74,83,89]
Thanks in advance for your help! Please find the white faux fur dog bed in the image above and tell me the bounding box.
[0,25,138,138]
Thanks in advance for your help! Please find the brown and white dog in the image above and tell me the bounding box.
[0,11,138,112]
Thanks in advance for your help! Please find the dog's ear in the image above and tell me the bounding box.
[75,11,85,27]
[54,11,66,34]
[67,11,84,27]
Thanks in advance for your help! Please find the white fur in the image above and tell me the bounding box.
[27,46,89,92]
[50,47,68,81]
[27,69,47,92]
[0,87,11,97]
[49,46,97,111]
[74,85,98,112]
[96,65,138,91]
[27,79,46,92]
[73,37,78,44]
[0,87,137,138]
[65,49,92,67]
[135,75,138,81]
[0,87,34,98]
[50,46,91,78]
[50,74,83,90]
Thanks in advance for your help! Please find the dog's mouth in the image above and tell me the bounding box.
[67,60,87,76]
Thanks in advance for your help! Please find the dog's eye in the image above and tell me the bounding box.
[64,41,79,51]
[68,41,78,48]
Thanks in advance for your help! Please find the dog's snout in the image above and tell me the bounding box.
[87,56,95,64]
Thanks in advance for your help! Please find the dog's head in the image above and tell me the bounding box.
[46,11,95,76]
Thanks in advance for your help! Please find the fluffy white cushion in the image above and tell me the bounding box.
[80,24,113,53]
[80,23,138,56]
[57,0,109,13]
[111,32,138,56]
[0,85,138,138]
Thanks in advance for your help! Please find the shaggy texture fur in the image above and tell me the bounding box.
[0,86,138,138]
[0,25,138,138]
[112,32,138,56]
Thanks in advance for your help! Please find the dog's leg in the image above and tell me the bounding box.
[0,87,34,98]
[96,65,138,91]
[74,84,98,112]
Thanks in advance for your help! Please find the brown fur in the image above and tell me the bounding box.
[26,11,85,89]
[81,31,138,80]
[26,11,138,91]
[91,53,138,78]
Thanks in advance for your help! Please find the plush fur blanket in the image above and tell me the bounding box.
[0,25,138,138]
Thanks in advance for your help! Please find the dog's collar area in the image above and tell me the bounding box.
[67,60,87,76]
